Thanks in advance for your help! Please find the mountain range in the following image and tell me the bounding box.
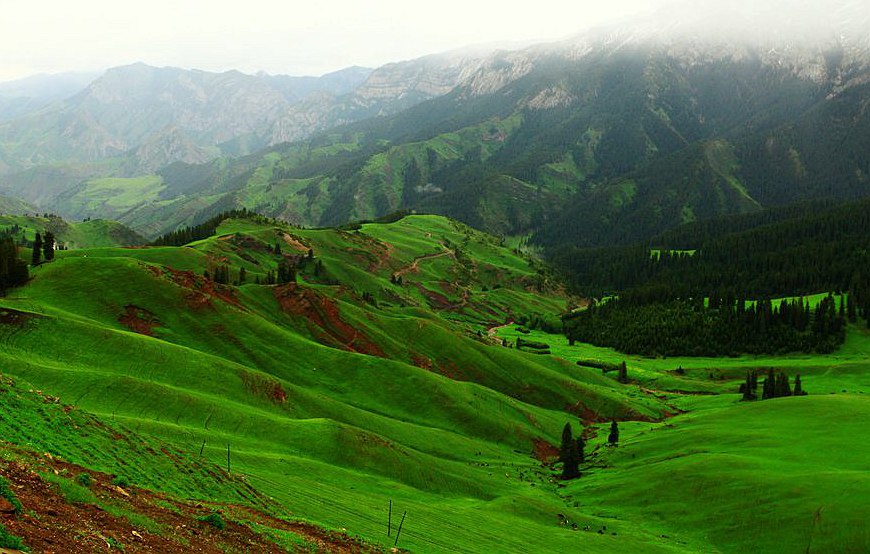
[1,1,869,249]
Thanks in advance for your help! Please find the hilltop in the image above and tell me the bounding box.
[0,211,865,552]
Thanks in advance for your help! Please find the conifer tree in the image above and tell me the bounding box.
[42,232,55,262]
[793,374,807,396]
[762,369,776,400]
[775,372,792,397]
[608,420,619,446]
[741,371,757,401]
[0,236,28,291]
[559,423,580,479]
[617,361,628,384]
[31,232,42,265]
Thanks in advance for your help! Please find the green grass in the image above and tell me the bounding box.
[0,213,866,552]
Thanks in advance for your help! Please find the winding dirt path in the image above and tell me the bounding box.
[392,247,454,278]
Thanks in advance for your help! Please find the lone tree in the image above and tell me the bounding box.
[0,237,29,292]
[31,232,42,265]
[793,374,807,396]
[42,231,55,262]
[559,422,581,480]
[608,420,619,446]
[617,361,628,384]
[741,370,757,401]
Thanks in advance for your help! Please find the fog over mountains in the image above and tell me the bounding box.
[0,0,868,245]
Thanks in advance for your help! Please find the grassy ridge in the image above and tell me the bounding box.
[0,213,867,552]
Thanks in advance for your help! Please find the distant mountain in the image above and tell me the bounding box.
[4,1,870,244]
[156,0,868,245]
[0,71,99,122]
[0,52,499,175]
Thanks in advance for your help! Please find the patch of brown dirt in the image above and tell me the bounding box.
[239,371,288,405]
[118,305,161,336]
[0,451,377,554]
[413,283,453,310]
[164,268,244,311]
[410,353,434,370]
[273,284,386,357]
[565,401,605,425]
[532,438,559,464]
[280,233,310,253]
[0,308,38,326]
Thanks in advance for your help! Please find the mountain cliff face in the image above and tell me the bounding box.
[266,50,493,144]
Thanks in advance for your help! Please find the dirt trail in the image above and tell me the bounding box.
[393,248,453,279]
[487,320,515,336]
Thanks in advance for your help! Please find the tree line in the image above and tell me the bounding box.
[550,197,870,305]
[564,294,847,356]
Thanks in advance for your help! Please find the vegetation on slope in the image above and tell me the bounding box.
[0,210,866,552]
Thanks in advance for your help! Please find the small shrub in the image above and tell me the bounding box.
[0,476,23,514]
[0,522,26,550]
[111,476,130,488]
[199,512,226,530]
[76,473,93,488]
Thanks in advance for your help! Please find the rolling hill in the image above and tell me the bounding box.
[0,211,866,552]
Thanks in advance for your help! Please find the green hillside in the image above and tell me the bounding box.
[0,214,146,249]
[0,213,866,552]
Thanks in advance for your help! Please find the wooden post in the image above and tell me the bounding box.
[394,510,406,547]
[199,440,206,456]
[387,499,392,536]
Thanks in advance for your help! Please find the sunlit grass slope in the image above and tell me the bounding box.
[0,213,866,552]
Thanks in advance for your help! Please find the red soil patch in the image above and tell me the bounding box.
[410,353,434,370]
[0,451,376,554]
[565,401,605,425]
[532,438,560,464]
[240,371,288,404]
[118,305,161,336]
[163,268,244,311]
[413,283,454,310]
[273,284,386,357]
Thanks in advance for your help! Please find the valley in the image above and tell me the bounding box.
[1,2,869,551]
[0,212,865,552]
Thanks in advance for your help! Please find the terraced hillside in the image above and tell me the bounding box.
[0,213,866,552]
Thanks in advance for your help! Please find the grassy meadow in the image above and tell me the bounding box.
[0,213,866,552]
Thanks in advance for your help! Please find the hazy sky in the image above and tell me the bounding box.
[0,0,672,81]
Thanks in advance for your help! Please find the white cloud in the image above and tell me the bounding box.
[0,0,663,80]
